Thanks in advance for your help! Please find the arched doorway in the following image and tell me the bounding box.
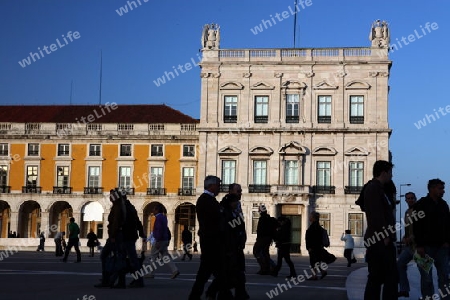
[49,201,72,238]
[81,202,104,238]
[174,203,196,250]
[0,200,11,238]
[18,200,41,238]
[143,202,166,239]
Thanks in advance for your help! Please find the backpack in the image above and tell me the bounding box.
[355,180,372,212]
[322,227,330,247]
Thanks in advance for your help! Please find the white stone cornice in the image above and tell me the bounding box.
[115,157,136,161]
[24,156,43,161]
[53,157,74,161]
[251,82,275,90]
[313,81,338,90]
[220,81,244,90]
[312,146,338,156]
[345,81,371,90]
[85,157,105,161]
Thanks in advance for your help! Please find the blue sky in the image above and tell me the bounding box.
[1,0,449,208]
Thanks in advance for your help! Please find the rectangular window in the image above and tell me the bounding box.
[26,166,38,187]
[224,96,238,123]
[348,213,364,236]
[0,144,8,156]
[120,144,132,156]
[181,124,196,131]
[57,144,70,156]
[284,160,299,185]
[254,96,269,123]
[151,145,163,157]
[318,96,332,123]
[252,211,260,234]
[349,162,364,187]
[119,167,131,189]
[350,96,364,124]
[183,145,195,157]
[316,161,331,186]
[319,213,331,233]
[182,167,194,189]
[286,94,299,123]
[88,166,100,187]
[253,160,267,185]
[150,167,163,189]
[28,143,39,156]
[0,165,8,186]
[149,124,165,131]
[56,166,69,187]
[221,160,236,185]
[89,144,101,156]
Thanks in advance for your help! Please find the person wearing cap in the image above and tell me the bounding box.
[253,204,275,275]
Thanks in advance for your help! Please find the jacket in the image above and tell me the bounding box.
[196,192,220,239]
[413,195,450,247]
[340,233,354,249]
[153,213,169,242]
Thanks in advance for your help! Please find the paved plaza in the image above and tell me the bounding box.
[0,248,438,300]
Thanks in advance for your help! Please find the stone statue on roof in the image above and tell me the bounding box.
[201,23,220,50]
[369,19,390,48]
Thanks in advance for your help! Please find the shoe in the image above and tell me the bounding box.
[397,291,409,298]
[320,271,327,279]
[171,270,180,279]
[144,273,154,279]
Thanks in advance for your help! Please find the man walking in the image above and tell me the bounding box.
[62,218,81,263]
[397,192,417,298]
[253,204,275,275]
[341,230,355,267]
[305,211,328,280]
[188,175,223,300]
[54,231,65,256]
[363,160,397,300]
[273,216,297,279]
[181,225,193,261]
[413,179,450,299]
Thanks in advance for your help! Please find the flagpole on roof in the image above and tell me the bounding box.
[98,50,103,105]
[293,0,298,48]
[70,80,73,105]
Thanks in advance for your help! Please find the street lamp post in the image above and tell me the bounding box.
[399,183,411,253]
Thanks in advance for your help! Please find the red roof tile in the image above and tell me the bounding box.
[0,105,199,124]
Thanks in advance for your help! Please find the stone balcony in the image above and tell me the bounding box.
[270,185,310,196]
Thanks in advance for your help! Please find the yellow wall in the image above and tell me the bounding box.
[103,144,117,191]
[40,144,55,190]
[71,144,86,192]
[165,144,181,193]
[134,145,148,193]
[9,144,25,190]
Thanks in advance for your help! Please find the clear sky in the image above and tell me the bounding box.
[1,0,449,208]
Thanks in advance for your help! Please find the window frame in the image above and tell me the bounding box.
[224,95,238,123]
[183,145,195,157]
[348,213,364,236]
[89,144,101,156]
[319,212,331,234]
[286,94,300,123]
[0,143,8,156]
[57,144,70,156]
[350,95,364,124]
[88,166,100,188]
[27,143,40,156]
[120,144,132,157]
[151,144,164,157]
[318,95,332,123]
[254,95,269,123]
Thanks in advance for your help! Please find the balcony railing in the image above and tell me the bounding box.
[249,184,271,193]
[318,116,331,123]
[285,116,299,123]
[254,116,268,123]
[219,184,230,193]
[53,186,72,194]
[147,188,166,196]
[223,115,237,123]
[344,186,363,194]
[270,185,310,195]
[178,188,196,196]
[350,116,364,124]
[84,187,103,194]
[22,186,42,193]
[0,186,11,193]
[313,186,335,194]
[116,187,135,195]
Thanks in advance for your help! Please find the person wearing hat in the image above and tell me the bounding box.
[253,204,276,275]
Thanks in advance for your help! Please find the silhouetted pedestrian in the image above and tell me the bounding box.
[181,225,193,261]
[87,230,98,257]
[36,232,45,252]
[341,230,355,267]
[62,218,81,263]
[273,216,297,279]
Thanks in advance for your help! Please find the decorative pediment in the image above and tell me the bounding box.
[312,146,338,156]
[249,146,274,156]
[345,80,371,90]
[313,81,338,90]
[344,146,370,156]
[220,81,244,90]
[281,81,307,90]
[278,141,307,155]
[218,146,242,156]
[251,81,275,90]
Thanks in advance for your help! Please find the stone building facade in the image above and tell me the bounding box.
[197,21,392,255]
